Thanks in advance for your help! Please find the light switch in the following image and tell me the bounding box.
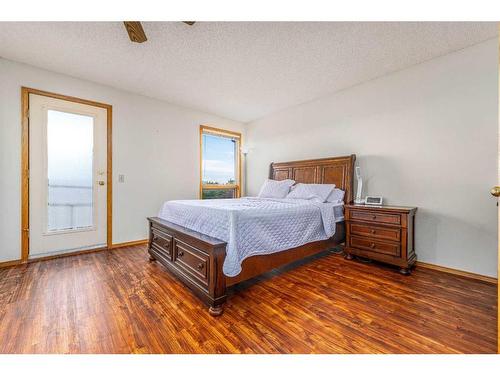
[118,174,125,183]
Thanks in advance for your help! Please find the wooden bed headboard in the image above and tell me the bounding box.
[269,154,356,203]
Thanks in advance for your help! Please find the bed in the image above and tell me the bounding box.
[147,155,356,315]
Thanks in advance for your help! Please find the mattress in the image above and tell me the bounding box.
[158,197,343,276]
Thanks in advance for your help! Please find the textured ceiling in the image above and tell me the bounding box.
[0,22,497,122]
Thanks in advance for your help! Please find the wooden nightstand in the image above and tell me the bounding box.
[344,204,417,275]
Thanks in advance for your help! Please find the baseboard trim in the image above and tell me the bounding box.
[111,239,149,249]
[0,240,148,269]
[416,261,497,284]
[0,259,23,268]
[0,248,106,268]
[28,246,108,263]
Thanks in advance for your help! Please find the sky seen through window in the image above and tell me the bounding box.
[202,133,236,185]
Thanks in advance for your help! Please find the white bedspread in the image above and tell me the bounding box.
[158,197,341,277]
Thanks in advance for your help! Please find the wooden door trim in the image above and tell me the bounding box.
[497,22,500,355]
[20,87,113,262]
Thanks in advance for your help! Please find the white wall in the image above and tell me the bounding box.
[246,39,498,277]
[0,58,244,263]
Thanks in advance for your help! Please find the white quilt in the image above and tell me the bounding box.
[158,197,342,277]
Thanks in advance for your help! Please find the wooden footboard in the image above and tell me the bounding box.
[147,217,227,316]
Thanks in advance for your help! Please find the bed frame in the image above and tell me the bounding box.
[147,154,356,315]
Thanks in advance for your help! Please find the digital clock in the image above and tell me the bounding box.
[364,196,383,206]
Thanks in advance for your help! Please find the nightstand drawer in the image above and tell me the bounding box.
[350,210,401,225]
[349,223,401,242]
[349,236,401,257]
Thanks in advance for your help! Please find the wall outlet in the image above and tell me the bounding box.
[118,174,125,183]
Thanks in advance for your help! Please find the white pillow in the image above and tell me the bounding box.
[286,183,335,203]
[258,179,295,199]
[326,188,346,203]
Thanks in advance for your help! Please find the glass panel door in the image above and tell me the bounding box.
[46,110,94,232]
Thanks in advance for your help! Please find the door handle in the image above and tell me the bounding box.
[490,186,500,197]
[98,181,105,186]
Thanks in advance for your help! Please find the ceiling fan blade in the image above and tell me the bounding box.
[183,21,196,26]
[123,21,147,43]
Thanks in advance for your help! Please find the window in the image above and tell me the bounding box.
[200,125,241,199]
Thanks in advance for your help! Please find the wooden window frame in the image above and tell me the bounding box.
[199,125,242,199]
[21,87,113,262]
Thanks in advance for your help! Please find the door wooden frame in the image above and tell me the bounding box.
[497,23,500,355]
[21,87,113,262]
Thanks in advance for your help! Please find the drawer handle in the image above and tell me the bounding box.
[370,243,376,248]
[371,229,376,234]
[197,263,204,270]
[153,235,158,241]
[178,251,184,257]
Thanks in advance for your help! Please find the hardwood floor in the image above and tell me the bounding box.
[0,245,496,353]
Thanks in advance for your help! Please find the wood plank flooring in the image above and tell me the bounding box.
[0,245,496,353]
